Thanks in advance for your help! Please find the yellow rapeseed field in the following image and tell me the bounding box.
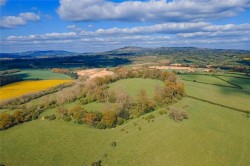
[0,80,72,101]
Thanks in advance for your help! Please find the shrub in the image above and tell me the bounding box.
[91,160,102,166]
[44,114,56,120]
[117,117,124,125]
[138,127,142,131]
[111,141,117,147]
[145,114,155,121]
[0,113,14,130]
[63,115,72,122]
[133,122,137,126]
[96,122,106,129]
[169,109,188,122]
[101,111,117,128]
[159,110,164,115]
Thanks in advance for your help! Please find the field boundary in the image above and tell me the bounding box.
[181,79,238,89]
[186,95,249,114]
[212,75,242,89]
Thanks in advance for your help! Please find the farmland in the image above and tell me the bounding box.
[109,78,164,98]
[9,69,72,80]
[0,69,249,165]
[0,80,72,101]
[0,98,249,166]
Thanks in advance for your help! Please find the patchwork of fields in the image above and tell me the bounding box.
[0,70,249,165]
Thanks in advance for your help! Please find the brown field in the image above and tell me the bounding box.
[149,66,195,71]
[77,68,114,79]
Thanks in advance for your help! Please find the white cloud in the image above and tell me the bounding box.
[2,22,250,52]
[57,0,250,22]
[0,12,40,28]
[0,0,6,6]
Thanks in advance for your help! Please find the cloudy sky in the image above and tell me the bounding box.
[0,0,250,53]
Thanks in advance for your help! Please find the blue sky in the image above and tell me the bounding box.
[0,0,250,53]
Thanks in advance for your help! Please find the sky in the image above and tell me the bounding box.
[0,0,250,53]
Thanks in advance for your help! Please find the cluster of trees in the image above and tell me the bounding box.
[0,106,43,130]
[56,105,120,129]
[52,68,70,74]
[0,75,22,86]
[168,107,188,122]
[54,67,185,129]
[1,67,185,130]
[51,68,78,79]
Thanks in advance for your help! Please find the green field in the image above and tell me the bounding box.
[109,78,164,98]
[0,97,249,166]
[179,74,236,87]
[9,69,71,80]
[216,76,250,90]
[1,75,250,165]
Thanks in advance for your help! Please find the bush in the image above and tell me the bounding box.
[0,113,14,130]
[91,160,102,166]
[145,114,155,121]
[159,110,164,115]
[169,109,189,122]
[138,127,142,131]
[63,115,72,122]
[44,114,56,120]
[96,122,106,129]
[117,117,124,125]
[111,141,117,147]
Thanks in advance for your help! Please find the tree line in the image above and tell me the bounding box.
[0,67,185,130]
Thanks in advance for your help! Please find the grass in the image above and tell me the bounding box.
[0,80,72,101]
[1,74,250,165]
[84,102,106,112]
[0,98,249,166]
[182,80,250,111]
[109,78,164,98]
[179,74,236,87]
[9,69,71,80]
[216,76,250,90]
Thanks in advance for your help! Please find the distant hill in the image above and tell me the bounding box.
[0,50,76,59]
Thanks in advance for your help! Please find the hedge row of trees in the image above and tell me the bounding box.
[51,68,78,79]
[0,67,185,130]
[0,106,44,130]
[54,67,185,129]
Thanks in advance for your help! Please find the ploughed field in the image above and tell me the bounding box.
[0,73,250,165]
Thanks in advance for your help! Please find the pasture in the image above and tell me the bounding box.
[0,71,250,165]
[109,78,164,98]
[0,97,249,166]
[0,80,72,101]
[8,69,71,80]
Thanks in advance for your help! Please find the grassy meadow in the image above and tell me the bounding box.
[0,97,249,166]
[109,78,164,98]
[0,72,250,165]
[8,69,71,80]
[0,80,72,101]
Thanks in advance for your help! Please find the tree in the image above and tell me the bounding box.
[83,112,99,126]
[101,111,117,128]
[134,89,155,116]
[70,105,86,120]
[0,113,14,130]
[13,110,23,124]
